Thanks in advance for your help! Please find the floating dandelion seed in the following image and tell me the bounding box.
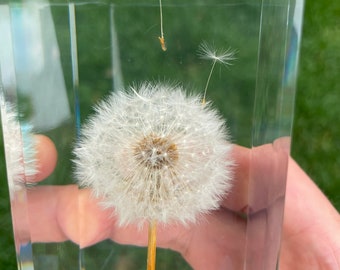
[158,0,166,51]
[198,42,236,104]
[73,82,233,270]
[0,96,37,197]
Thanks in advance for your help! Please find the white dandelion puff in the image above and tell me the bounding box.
[198,42,236,104]
[73,82,233,226]
[0,95,37,198]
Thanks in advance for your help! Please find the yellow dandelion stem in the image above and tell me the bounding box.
[147,220,157,270]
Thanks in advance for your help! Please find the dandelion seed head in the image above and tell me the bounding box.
[73,82,233,226]
[134,135,178,170]
[198,42,236,66]
[0,96,37,197]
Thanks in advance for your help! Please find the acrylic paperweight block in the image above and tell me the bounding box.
[0,0,304,269]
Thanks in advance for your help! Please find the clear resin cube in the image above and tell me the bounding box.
[0,0,304,269]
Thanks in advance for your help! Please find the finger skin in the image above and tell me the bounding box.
[31,135,57,182]
[24,136,340,269]
[224,138,290,214]
[27,185,246,269]
[25,139,252,246]
[26,140,279,246]
[222,144,250,212]
[280,159,340,269]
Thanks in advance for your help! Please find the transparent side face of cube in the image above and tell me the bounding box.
[0,0,304,269]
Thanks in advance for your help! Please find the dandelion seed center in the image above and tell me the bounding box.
[134,135,178,169]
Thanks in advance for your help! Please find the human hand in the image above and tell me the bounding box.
[280,158,340,269]
[18,136,340,269]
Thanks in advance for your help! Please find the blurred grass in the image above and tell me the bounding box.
[291,1,340,210]
[1,0,340,269]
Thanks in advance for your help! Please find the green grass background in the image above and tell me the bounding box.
[291,1,340,211]
[0,0,339,269]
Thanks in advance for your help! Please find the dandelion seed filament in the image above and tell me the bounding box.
[203,60,217,105]
[158,0,167,51]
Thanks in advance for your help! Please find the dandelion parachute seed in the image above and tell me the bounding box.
[73,82,233,269]
[198,42,236,104]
